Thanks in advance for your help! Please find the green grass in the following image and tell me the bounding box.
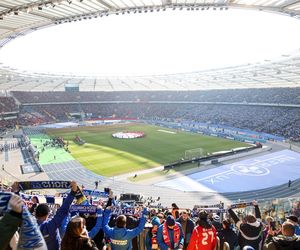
[46,123,249,177]
[29,134,74,165]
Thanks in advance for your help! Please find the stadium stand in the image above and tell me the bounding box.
[0,96,18,113]
[10,88,300,104]
[17,102,300,141]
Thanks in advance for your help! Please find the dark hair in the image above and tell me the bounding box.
[171,203,179,209]
[282,221,295,236]
[116,215,127,228]
[197,213,212,229]
[35,204,50,218]
[61,216,90,250]
[245,214,256,224]
[222,219,231,229]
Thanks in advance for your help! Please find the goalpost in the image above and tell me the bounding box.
[184,148,205,160]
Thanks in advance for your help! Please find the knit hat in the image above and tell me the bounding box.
[166,215,176,226]
[151,217,161,226]
[212,214,220,222]
[242,246,255,250]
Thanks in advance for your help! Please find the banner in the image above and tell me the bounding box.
[83,189,108,198]
[202,209,227,213]
[20,193,63,205]
[231,202,253,209]
[69,205,97,214]
[19,181,71,190]
[196,204,222,208]
[111,206,138,216]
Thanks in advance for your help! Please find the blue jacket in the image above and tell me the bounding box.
[37,192,75,250]
[103,210,147,250]
[157,222,184,250]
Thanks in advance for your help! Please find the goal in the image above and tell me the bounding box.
[184,148,205,160]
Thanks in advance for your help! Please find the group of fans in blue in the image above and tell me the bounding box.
[1,180,300,250]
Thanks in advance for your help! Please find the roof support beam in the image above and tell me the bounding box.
[28,12,56,21]
[161,0,172,6]
[94,0,114,9]
[0,25,15,31]
[280,0,300,8]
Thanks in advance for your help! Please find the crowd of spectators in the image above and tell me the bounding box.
[11,88,300,104]
[0,89,299,141]
[0,96,18,113]
[0,119,18,133]
[19,103,300,141]
[1,181,300,250]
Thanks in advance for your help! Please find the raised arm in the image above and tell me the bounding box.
[47,181,77,228]
[103,209,114,238]
[253,200,261,220]
[227,204,240,225]
[124,208,147,239]
[88,208,103,239]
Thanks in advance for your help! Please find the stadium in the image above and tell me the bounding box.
[1,1,300,250]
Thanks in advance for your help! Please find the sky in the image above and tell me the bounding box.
[0,9,300,76]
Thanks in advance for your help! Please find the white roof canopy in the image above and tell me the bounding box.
[1,0,300,91]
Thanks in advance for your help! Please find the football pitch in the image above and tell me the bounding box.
[45,123,249,177]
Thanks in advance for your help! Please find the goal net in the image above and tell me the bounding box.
[184,148,205,160]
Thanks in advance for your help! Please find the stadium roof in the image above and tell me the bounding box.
[1,0,300,91]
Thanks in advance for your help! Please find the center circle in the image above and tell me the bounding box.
[112,131,145,139]
[231,164,270,176]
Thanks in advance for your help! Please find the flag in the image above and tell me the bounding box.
[74,187,89,205]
